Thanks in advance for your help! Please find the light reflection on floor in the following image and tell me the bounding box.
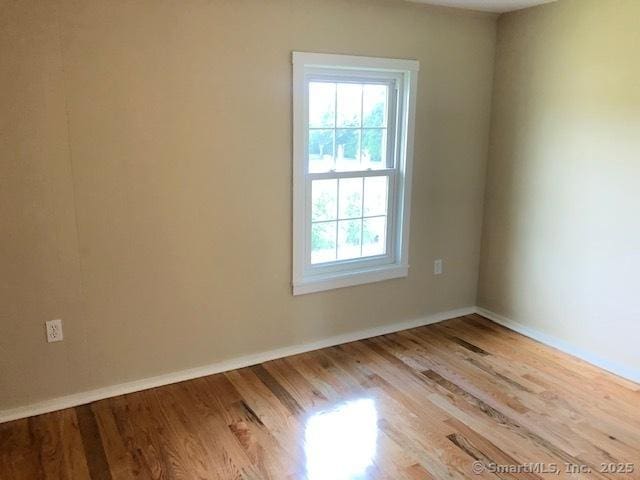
[304,398,378,480]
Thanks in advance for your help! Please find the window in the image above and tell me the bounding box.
[293,52,419,295]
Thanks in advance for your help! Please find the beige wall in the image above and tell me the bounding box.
[479,0,640,376]
[1,0,496,410]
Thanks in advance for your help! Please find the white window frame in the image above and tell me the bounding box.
[292,52,419,295]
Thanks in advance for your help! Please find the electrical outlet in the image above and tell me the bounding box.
[434,259,443,275]
[46,319,64,343]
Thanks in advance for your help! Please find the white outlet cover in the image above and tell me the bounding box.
[434,259,443,275]
[46,319,64,343]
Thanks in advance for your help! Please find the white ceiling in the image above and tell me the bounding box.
[410,0,556,13]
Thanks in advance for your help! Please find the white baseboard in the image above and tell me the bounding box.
[0,306,475,424]
[475,307,640,384]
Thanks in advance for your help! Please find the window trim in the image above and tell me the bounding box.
[292,52,419,295]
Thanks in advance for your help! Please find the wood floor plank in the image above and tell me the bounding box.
[250,365,304,418]
[181,376,273,479]
[26,409,91,480]
[0,419,46,480]
[394,328,632,470]
[453,317,640,432]
[444,417,543,480]
[76,404,112,480]
[260,358,330,412]
[2,315,639,479]
[423,369,619,479]
[90,399,147,480]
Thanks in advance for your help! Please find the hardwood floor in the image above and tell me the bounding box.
[2,314,639,479]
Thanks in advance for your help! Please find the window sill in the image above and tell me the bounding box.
[293,264,408,295]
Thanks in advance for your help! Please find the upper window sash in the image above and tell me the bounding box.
[304,73,400,174]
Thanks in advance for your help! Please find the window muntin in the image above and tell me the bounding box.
[293,53,418,295]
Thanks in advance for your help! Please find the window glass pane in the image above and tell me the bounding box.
[312,179,337,221]
[361,129,386,168]
[362,216,386,257]
[363,176,388,217]
[336,83,362,127]
[309,129,334,173]
[335,129,360,171]
[363,84,387,127]
[311,222,337,264]
[338,177,363,219]
[338,219,362,260]
[309,82,335,128]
